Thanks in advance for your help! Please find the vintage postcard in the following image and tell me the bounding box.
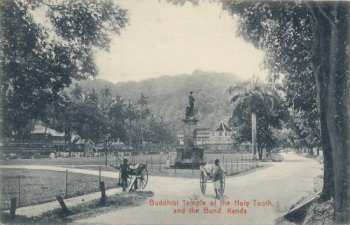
[1,0,349,224]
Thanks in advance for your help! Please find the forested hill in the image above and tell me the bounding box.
[78,70,239,128]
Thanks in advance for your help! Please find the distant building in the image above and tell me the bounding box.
[176,120,233,152]
[209,120,232,145]
[31,122,65,151]
[70,134,97,156]
[196,128,210,145]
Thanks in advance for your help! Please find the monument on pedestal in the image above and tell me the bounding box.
[174,91,205,169]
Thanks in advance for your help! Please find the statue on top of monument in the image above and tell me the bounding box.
[185,90,195,118]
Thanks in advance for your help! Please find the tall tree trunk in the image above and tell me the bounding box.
[325,4,350,223]
[308,3,335,200]
[310,2,350,222]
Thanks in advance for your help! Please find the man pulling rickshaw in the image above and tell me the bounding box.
[120,158,130,191]
[200,159,226,199]
[111,158,149,192]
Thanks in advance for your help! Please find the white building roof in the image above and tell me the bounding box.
[210,120,232,132]
[32,123,65,137]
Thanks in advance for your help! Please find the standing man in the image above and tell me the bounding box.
[120,158,130,191]
[188,90,195,117]
[212,159,224,199]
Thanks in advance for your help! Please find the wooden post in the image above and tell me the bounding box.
[243,155,246,171]
[159,155,161,173]
[10,197,16,219]
[241,155,243,171]
[56,195,70,215]
[191,161,194,175]
[65,169,68,198]
[105,152,107,167]
[231,158,233,175]
[236,157,239,173]
[249,155,251,169]
[151,156,153,165]
[255,157,257,168]
[99,166,101,185]
[18,175,20,207]
[100,181,106,205]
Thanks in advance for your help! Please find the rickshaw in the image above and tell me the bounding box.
[199,164,225,197]
[113,163,149,190]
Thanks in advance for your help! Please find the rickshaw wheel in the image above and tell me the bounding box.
[137,168,148,189]
[200,172,206,195]
[218,173,225,197]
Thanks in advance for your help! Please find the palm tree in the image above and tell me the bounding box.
[85,88,99,107]
[136,93,151,148]
[125,100,140,146]
[99,87,113,115]
[113,96,127,114]
[228,78,279,159]
[108,95,127,143]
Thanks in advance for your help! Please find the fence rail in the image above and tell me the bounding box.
[0,168,116,211]
[117,153,258,177]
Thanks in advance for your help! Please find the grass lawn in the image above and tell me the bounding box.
[0,168,117,211]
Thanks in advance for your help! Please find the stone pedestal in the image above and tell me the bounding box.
[174,117,204,168]
[182,118,198,149]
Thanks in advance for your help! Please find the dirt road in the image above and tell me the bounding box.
[73,152,322,225]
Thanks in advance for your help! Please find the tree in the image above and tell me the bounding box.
[0,0,128,140]
[282,52,321,155]
[137,93,151,119]
[99,87,113,115]
[85,88,99,107]
[146,114,175,146]
[69,101,107,144]
[222,1,350,222]
[136,93,151,147]
[287,108,320,154]
[125,100,140,146]
[228,79,284,160]
[71,83,84,102]
[108,96,127,142]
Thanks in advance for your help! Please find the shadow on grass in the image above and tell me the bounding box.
[0,191,153,225]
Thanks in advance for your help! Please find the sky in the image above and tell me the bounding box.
[94,0,267,83]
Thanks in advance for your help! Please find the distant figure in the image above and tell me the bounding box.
[186,90,195,118]
[120,158,130,191]
[211,159,223,199]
